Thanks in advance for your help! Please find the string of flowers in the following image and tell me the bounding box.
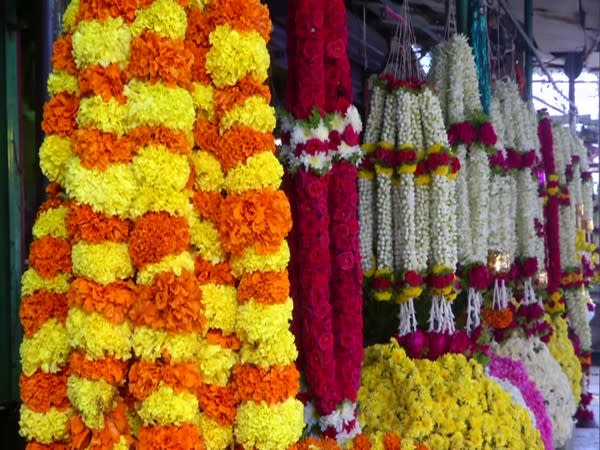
[19,189,74,450]
[547,315,583,407]
[282,0,364,442]
[421,86,459,334]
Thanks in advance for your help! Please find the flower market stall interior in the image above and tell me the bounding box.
[0,0,599,449]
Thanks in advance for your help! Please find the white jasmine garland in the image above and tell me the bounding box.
[468,143,490,263]
[565,289,592,350]
[375,165,394,277]
[430,41,449,124]
[455,144,472,264]
[358,175,376,275]
[363,81,385,147]
[379,90,397,146]
[446,36,466,125]
[420,88,449,149]
[414,183,430,272]
[458,35,482,117]
[493,335,576,449]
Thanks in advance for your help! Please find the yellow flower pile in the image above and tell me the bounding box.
[358,341,544,450]
[547,315,582,403]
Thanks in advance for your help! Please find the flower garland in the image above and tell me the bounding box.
[19,190,74,449]
[283,0,363,441]
[547,315,583,405]
[358,341,544,449]
[486,354,553,450]
[493,334,577,448]
[420,87,459,334]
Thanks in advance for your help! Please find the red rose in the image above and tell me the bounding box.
[395,149,417,165]
[450,156,461,173]
[448,330,471,354]
[520,257,538,278]
[375,148,395,167]
[448,121,475,145]
[333,97,351,114]
[522,150,536,168]
[477,121,497,146]
[404,329,426,359]
[506,148,522,170]
[342,125,360,146]
[335,251,355,271]
[467,264,489,290]
[305,138,328,155]
[371,277,393,290]
[427,332,449,360]
[329,130,342,148]
[293,142,306,157]
[405,270,424,287]
[326,39,345,59]
[415,161,428,176]
[317,332,334,351]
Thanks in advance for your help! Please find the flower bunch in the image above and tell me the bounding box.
[547,315,583,406]
[493,334,577,448]
[284,0,363,442]
[19,191,73,449]
[486,354,553,450]
[358,341,544,449]
[291,433,431,450]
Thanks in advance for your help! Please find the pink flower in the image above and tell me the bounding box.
[477,121,497,146]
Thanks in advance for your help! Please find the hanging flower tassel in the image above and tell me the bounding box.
[466,287,483,332]
[398,299,419,336]
[428,295,456,334]
[492,279,509,310]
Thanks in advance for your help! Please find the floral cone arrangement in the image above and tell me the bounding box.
[280,0,363,441]
[19,1,305,449]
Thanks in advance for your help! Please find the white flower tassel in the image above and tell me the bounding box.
[466,287,483,332]
[522,278,538,305]
[492,279,509,310]
[428,295,456,334]
[398,299,418,337]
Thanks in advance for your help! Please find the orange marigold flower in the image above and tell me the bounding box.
[290,437,340,450]
[69,350,128,385]
[194,119,275,171]
[20,291,69,337]
[130,270,204,333]
[67,278,135,324]
[482,307,514,329]
[191,190,222,223]
[128,212,190,269]
[137,424,203,450]
[36,197,64,218]
[195,257,235,286]
[206,329,241,350]
[42,93,79,137]
[77,0,138,23]
[214,75,271,120]
[128,125,192,155]
[237,270,289,304]
[129,360,202,401]
[19,370,69,413]
[70,401,132,450]
[233,364,299,406]
[352,435,372,450]
[206,0,272,41]
[66,201,132,242]
[26,442,69,450]
[78,64,126,103]
[383,432,402,450]
[415,444,430,450]
[51,34,77,75]
[127,32,194,89]
[29,236,72,278]
[219,188,292,256]
[196,383,238,426]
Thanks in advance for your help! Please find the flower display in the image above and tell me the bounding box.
[283,0,363,441]
[547,315,583,405]
[493,334,576,448]
[359,341,544,449]
[486,354,553,450]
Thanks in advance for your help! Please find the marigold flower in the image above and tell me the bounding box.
[66,201,132,243]
[196,382,238,426]
[29,236,72,279]
[78,63,126,102]
[194,257,235,285]
[69,350,128,385]
[19,370,69,412]
[51,34,77,75]
[233,364,299,405]
[20,291,68,337]
[42,93,80,138]
[237,270,289,304]
[129,361,203,401]
[136,423,203,450]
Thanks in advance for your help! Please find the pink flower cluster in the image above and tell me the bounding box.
[488,354,554,450]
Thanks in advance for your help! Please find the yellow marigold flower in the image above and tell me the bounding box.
[131,0,187,40]
[65,158,137,218]
[200,415,233,450]
[21,269,70,297]
[206,25,269,88]
[230,241,290,278]
[191,83,215,121]
[72,241,134,285]
[77,96,129,136]
[19,405,72,444]
[189,216,227,264]
[32,205,68,240]
[234,399,304,450]
[239,328,297,368]
[220,95,275,134]
[132,327,200,363]
[201,283,237,334]
[132,145,190,191]
[113,437,130,450]
[136,251,195,286]
[39,135,74,186]
[224,151,283,194]
[61,0,80,33]
[20,319,70,376]
[130,187,193,220]
[47,70,78,96]
[191,151,224,192]
[137,384,200,426]
[67,375,119,430]
[236,299,293,343]
[125,79,195,134]
[72,17,131,69]
[198,341,238,386]
[548,316,582,402]
[67,308,132,360]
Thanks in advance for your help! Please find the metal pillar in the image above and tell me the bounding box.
[564,52,583,129]
[524,0,533,101]
[456,0,469,36]
[0,0,23,403]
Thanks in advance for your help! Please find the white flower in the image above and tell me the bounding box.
[345,105,363,132]
[364,82,385,145]
[359,177,376,273]
[455,144,472,263]
[314,120,330,142]
[565,289,592,350]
